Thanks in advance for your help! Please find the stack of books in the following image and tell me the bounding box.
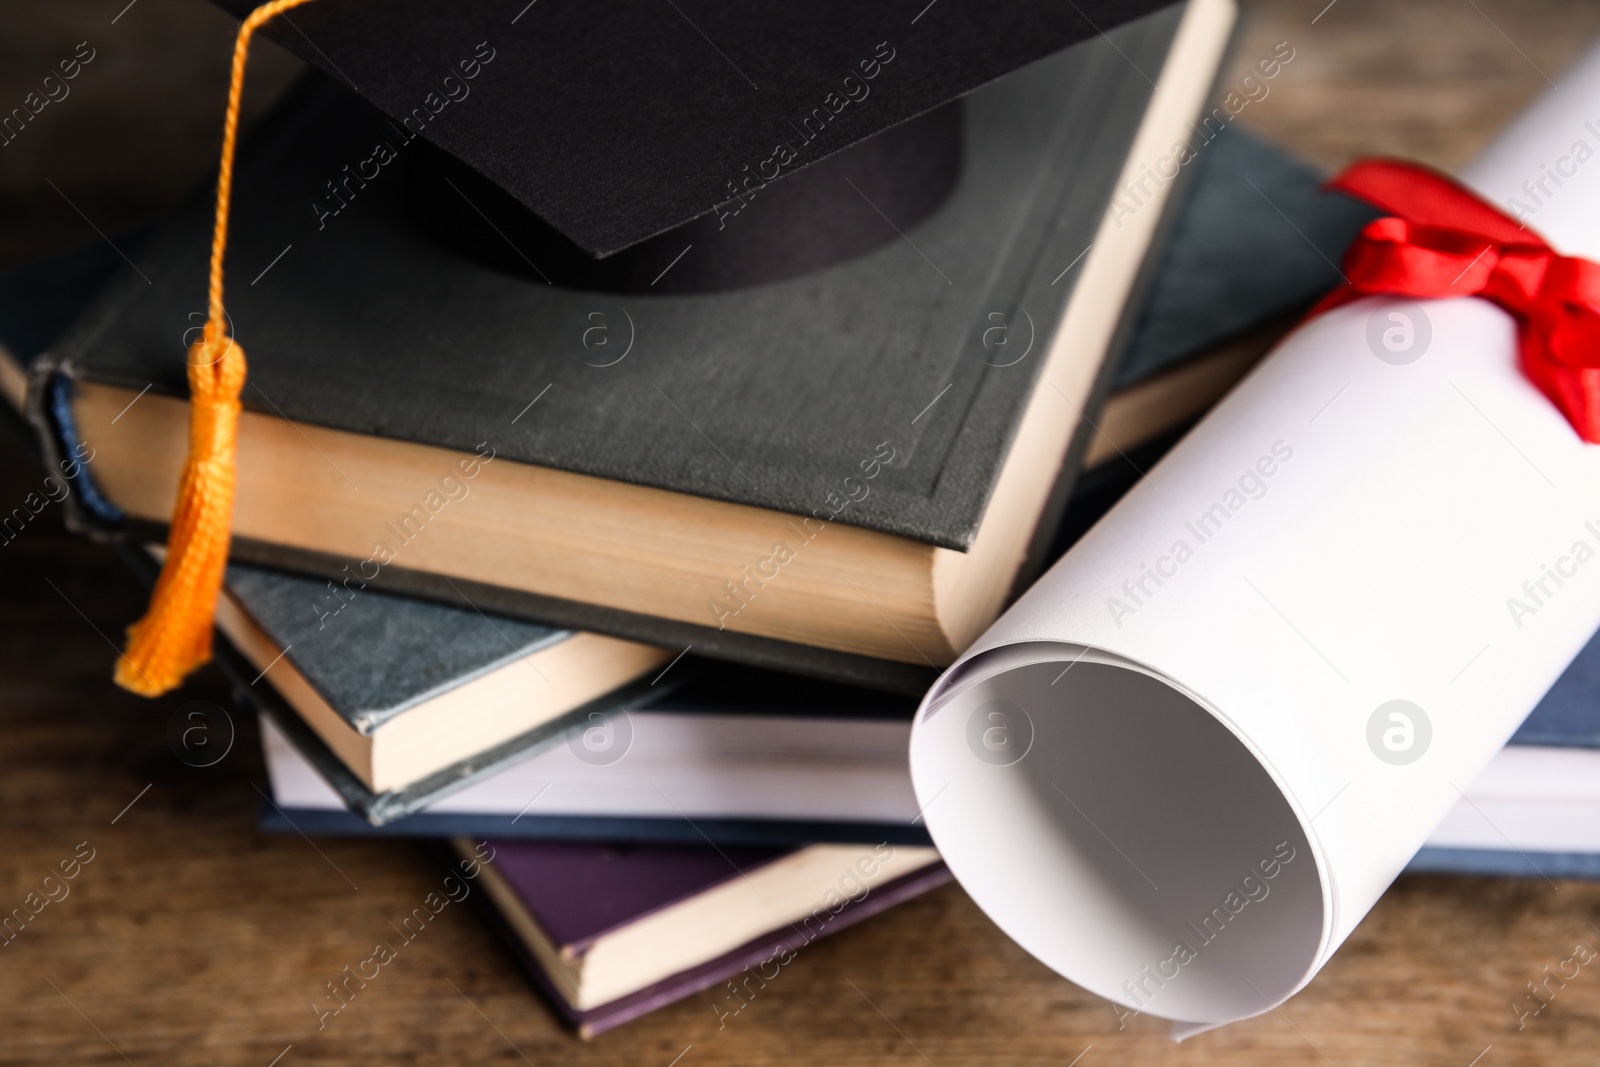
[26,0,1580,1036]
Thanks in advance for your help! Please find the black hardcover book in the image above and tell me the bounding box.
[31,1,1235,690]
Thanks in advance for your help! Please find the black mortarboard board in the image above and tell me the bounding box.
[214,0,1176,274]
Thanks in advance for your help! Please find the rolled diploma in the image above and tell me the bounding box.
[910,42,1600,1032]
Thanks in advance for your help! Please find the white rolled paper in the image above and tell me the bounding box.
[910,40,1600,1032]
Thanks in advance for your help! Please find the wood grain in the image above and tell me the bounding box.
[5,0,1600,1063]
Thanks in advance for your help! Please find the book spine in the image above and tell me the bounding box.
[21,354,127,542]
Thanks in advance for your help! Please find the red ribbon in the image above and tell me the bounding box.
[1311,157,1600,443]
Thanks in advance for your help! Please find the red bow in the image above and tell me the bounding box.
[1311,158,1600,443]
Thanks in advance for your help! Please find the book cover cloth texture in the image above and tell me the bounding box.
[47,10,1184,551]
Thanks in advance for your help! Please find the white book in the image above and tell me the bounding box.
[264,710,1600,860]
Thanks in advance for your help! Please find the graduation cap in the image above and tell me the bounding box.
[213,0,1175,291]
[114,0,1177,696]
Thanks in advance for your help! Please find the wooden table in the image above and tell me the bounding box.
[4,0,1600,1063]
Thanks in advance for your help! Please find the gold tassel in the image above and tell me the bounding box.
[115,0,319,696]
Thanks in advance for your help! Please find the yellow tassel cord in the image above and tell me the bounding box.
[115,0,318,696]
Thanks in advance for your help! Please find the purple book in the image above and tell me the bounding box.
[454,838,950,1037]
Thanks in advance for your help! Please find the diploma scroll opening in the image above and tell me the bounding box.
[912,643,1327,1026]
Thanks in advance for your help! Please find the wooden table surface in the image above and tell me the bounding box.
[5,0,1600,1063]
